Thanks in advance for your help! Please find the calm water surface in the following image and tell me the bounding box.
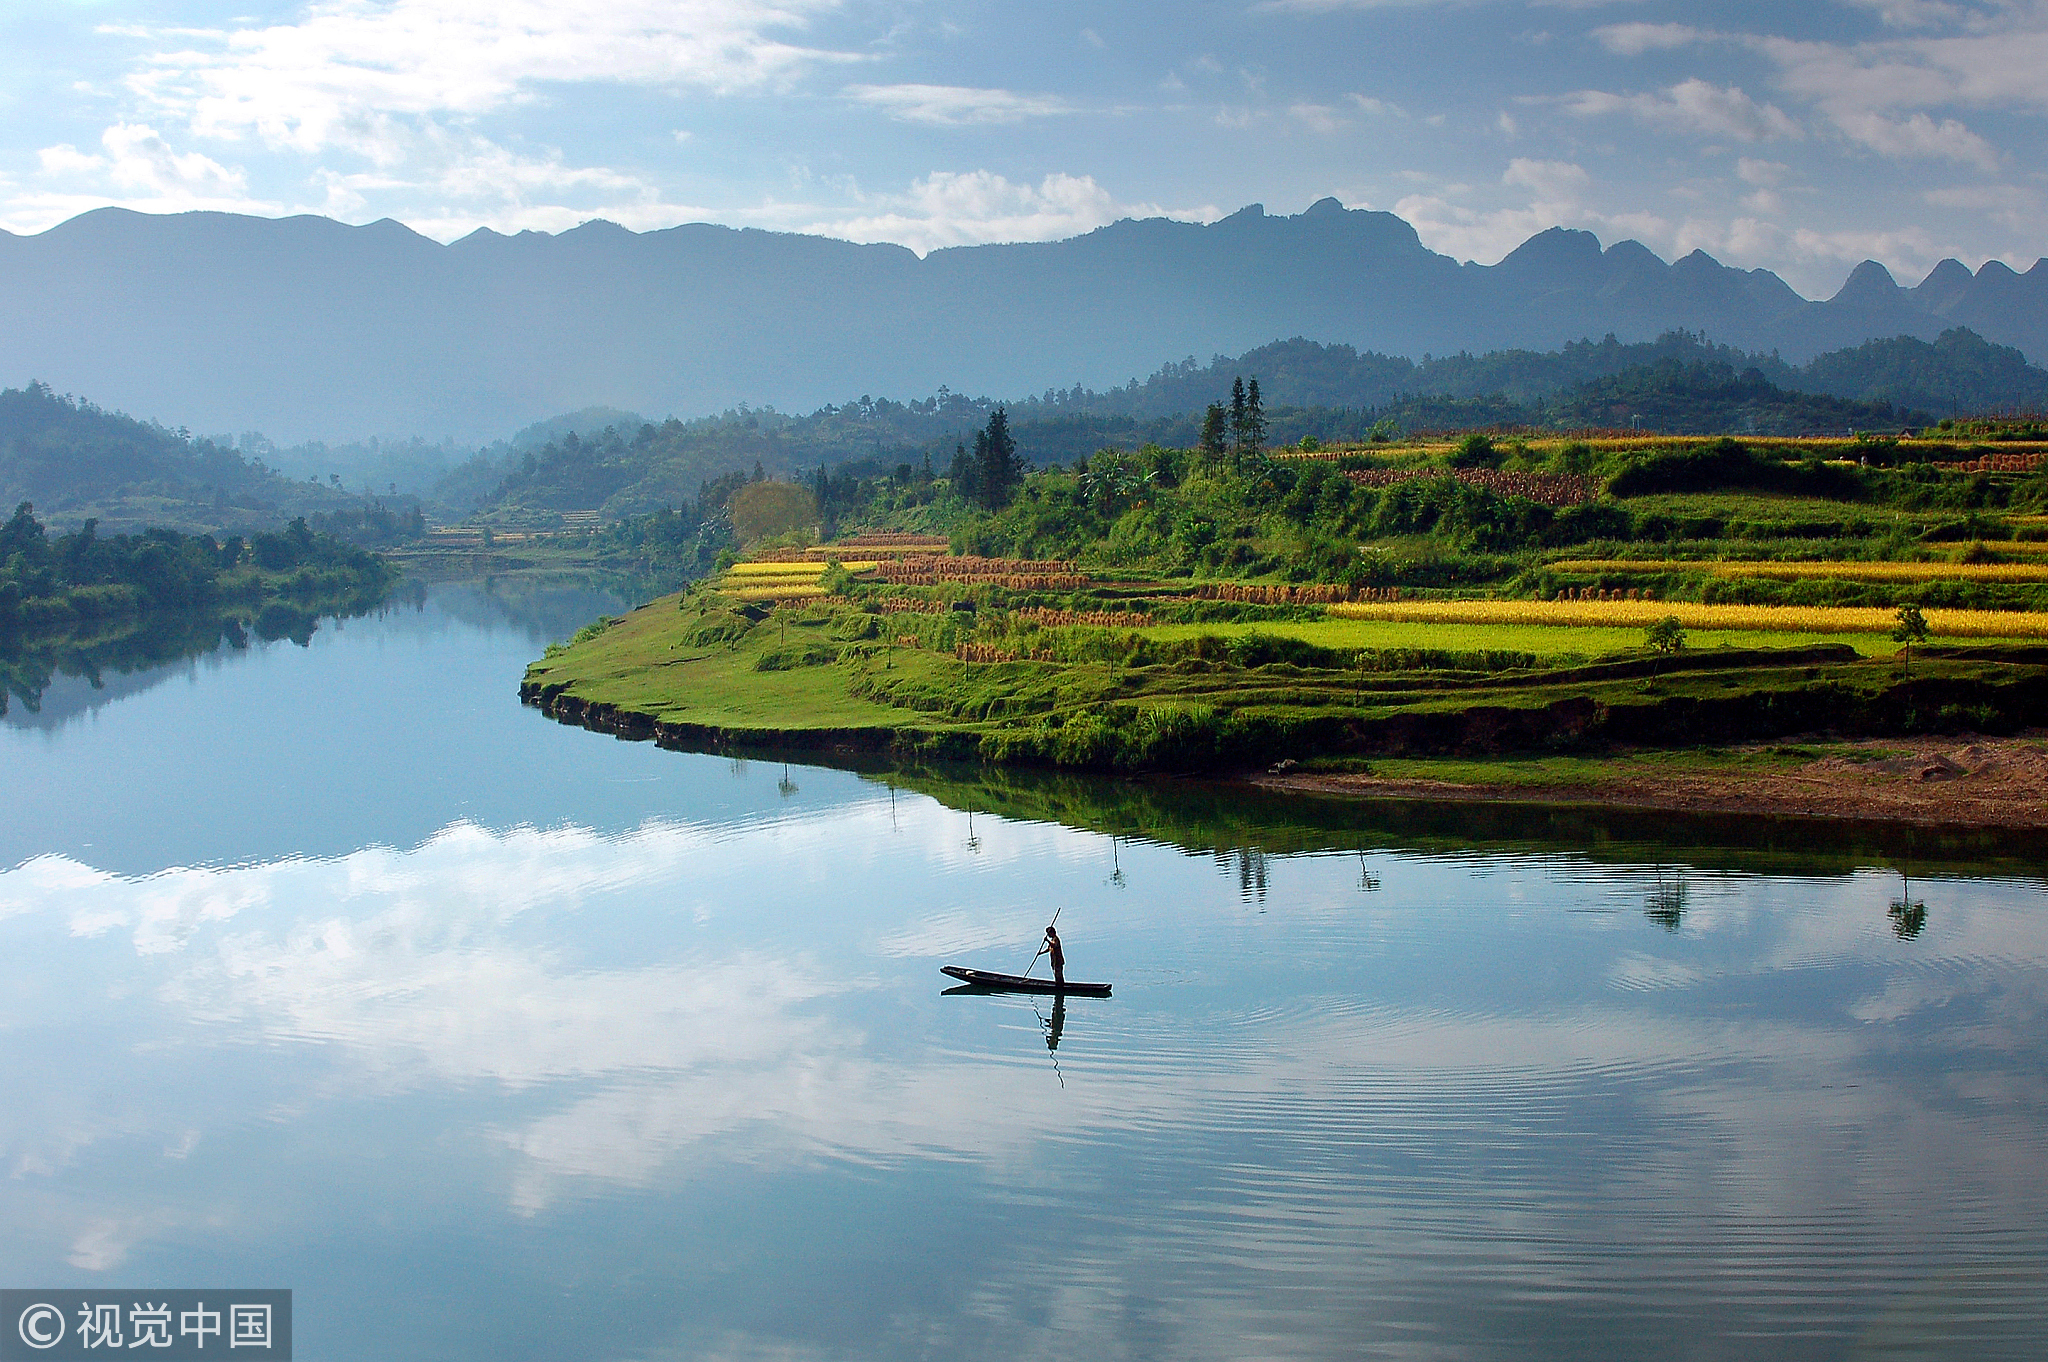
[2,580,2044,1360]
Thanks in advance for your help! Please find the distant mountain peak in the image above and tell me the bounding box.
[1,201,2042,442]
[1833,259,1901,302]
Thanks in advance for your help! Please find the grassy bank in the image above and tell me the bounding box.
[525,427,2048,779]
[523,581,2048,774]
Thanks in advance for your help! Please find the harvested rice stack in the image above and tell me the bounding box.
[1935,452,2044,473]
[1553,587,1654,601]
[805,533,952,559]
[878,555,1076,576]
[873,596,950,614]
[1343,467,1595,506]
[834,533,952,549]
[1012,607,1152,628]
[874,555,1086,590]
[954,642,1056,664]
[1190,582,1366,604]
[878,570,1090,589]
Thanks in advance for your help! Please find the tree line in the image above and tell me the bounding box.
[0,502,394,633]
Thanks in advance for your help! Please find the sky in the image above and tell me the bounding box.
[0,1,2044,297]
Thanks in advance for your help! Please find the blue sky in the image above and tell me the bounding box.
[1,0,2043,296]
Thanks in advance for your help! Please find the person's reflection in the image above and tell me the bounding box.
[1041,993,1066,1052]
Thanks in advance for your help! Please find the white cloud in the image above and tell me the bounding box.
[1346,93,1406,118]
[1503,156,1590,201]
[6,0,864,237]
[1591,22,1708,55]
[1921,181,2041,232]
[1838,0,1973,29]
[120,1,853,157]
[845,84,1074,126]
[1254,0,1466,11]
[1830,110,2000,170]
[1561,80,1803,142]
[1736,157,1791,187]
[805,170,1211,256]
[1754,22,2048,121]
[39,122,248,199]
[1289,101,1347,133]
[15,122,269,226]
[1396,160,1624,265]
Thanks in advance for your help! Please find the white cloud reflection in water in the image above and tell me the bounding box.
[1,795,2045,1355]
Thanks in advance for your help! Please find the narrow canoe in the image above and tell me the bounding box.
[940,965,1112,997]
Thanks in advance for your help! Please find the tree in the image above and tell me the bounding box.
[1229,378,1248,464]
[1645,615,1685,657]
[947,441,976,505]
[1244,378,1266,452]
[1644,614,1685,680]
[1199,404,1228,460]
[1893,602,1929,676]
[973,406,1023,510]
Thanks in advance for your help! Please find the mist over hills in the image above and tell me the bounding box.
[2,199,2043,446]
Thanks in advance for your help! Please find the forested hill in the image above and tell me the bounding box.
[466,333,2006,523]
[0,382,383,534]
[1010,326,2048,422]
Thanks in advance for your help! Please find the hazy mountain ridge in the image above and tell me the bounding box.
[3,201,2041,445]
[1013,326,2047,422]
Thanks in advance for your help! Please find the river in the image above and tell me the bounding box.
[2,578,2044,1360]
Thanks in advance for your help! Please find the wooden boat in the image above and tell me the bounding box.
[940,965,1111,997]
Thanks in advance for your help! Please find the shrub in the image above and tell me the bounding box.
[1448,433,1501,468]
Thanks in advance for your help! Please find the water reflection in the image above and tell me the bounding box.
[0,594,380,729]
[4,581,2047,1359]
[1645,867,1689,931]
[1890,872,1930,940]
[4,791,2046,1357]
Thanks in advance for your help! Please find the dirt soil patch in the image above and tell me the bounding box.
[1253,733,2048,828]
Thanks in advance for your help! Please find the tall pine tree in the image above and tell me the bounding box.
[947,441,976,506]
[1228,377,1248,465]
[1198,403,1228,460]
[1244,378,1266,453]
[972,407,1022,511]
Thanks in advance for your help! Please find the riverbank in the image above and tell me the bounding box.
[523,587,2048,810]
[1252,735,2048,828]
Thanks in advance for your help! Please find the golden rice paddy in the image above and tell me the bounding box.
[723,560,879,578]
[725,584,831,601]
[1331,598,2048,638]
[1548,558,2048,583]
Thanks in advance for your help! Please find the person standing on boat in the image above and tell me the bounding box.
[1043,925,1065,989]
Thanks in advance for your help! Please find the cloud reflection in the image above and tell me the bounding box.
[1,806,2044,1359]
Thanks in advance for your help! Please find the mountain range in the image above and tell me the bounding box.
[2,199,2043,445]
